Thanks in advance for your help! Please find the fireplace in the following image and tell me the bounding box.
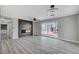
[21,30,26,33]
[19,19,33,37]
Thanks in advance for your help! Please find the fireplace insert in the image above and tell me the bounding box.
[21,30,26,33]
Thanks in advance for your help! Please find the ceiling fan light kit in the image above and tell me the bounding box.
[47,5,58,16]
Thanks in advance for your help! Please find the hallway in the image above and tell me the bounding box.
[0,36,79,54]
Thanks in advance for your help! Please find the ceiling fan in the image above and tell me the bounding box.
[47,5,58,16]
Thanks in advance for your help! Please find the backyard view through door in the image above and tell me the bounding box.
[41,22,58,38]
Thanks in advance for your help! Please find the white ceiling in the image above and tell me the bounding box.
[0,5,79,21]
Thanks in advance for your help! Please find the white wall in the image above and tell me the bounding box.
[0,6,1,16]
[58,15,78,41]
[78,14,79,41]
[41,14,78,42]
[33,22,41,36]
[12,18,19,39]
[0,5,79,41]
[0,24,1,41]
[7,21,13,39]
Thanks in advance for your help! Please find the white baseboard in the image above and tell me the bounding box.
[41,35,79,45]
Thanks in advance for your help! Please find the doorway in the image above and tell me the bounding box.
[41,22,58,38]
[1,24,7,40]
[0,18,13,40]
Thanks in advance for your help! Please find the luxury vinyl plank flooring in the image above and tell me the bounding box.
[0,35,79,54]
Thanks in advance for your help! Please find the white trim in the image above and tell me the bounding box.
[41,35,79,44]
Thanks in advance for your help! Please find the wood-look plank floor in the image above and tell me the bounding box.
[0,35,79,54]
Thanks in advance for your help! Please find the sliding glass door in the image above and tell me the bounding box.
[41,22,58,38]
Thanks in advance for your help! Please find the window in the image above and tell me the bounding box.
[1,24,7,30]
[41,22,58,38]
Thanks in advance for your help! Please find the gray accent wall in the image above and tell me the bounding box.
[19,19,33,37]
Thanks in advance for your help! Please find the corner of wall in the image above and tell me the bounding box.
[12,18,19,39]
